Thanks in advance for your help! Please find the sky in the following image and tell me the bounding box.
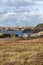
[0,0,43,27]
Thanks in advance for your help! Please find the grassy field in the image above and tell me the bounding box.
[0,37,43,65]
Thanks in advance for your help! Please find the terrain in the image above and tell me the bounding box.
[0,23,43,32]
[0,37,43,65]
[0,23,43,65]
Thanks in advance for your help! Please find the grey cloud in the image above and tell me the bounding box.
[1,0,35,6]
[0,0,36,14]
[14,6,31,13]
[0,6,31,15]
[0,11,43,26]
[0,9,8,15]
[32,0,43,1]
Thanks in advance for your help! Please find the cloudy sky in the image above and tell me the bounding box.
[0,0,43,27]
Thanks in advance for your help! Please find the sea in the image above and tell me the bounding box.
[0,30,35,37]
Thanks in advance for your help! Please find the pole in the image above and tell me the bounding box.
[26,21,28,28]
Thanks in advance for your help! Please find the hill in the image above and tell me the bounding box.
[33,23,43,33]
[22,23,43,33]
[36,23,43,28]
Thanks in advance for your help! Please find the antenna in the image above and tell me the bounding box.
[26,21,28,28]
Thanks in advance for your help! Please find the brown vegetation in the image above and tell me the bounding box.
[0,38,43,65]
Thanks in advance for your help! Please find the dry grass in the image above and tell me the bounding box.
[31,31,43,38]
[0,38,43,65]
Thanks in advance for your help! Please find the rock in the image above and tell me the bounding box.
[22,33,30,39]
[31,31,43,38]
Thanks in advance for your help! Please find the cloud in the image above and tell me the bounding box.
[0,0,35,6]
[0,11,43,25]
[0,9,8,15]
[33,0,43,4]
[0,12,17,20]
[0,0,43,26]
[33,0,43,1]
